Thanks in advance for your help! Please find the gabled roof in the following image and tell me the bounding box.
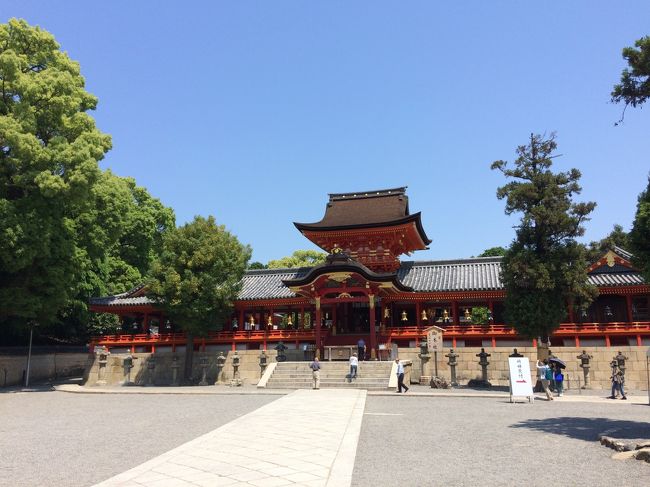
[293,187,432,245]
[398,257,503,292]
[89,284,155,307]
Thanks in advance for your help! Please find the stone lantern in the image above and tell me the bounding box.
[577,350,592,388]
[214,352,226,385]
[259,350,268,376]
[95,346,110,386]
[230,351,242,387]
[445,348,459,386]
[171,354,181,386]
[145,355,156,387]
[198,354,209,386]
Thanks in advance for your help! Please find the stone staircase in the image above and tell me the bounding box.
[265,361,393,390]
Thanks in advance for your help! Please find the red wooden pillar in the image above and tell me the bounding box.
[488,300,494,323]
[605,335,611,347]
[575,336,580,348]
[567,300,574,323]
[300,307,305,330]
[452,337,457,348]
[369,295,377,359]
[491,336,496,348]
[143,313,149,334]
[637,335,642,346]
[452,301,459,326]
[332,305,337,332]
[532,338,537,348]
[626,294,634,323]
[315,297,322,359]
[238,308,244,331]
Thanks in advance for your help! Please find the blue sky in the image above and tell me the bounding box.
[4,1,650,264]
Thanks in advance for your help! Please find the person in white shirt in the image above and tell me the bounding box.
[536,359,553,401]
[349,353,358,380]
[395,358,409,393]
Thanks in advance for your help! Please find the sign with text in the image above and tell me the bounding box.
[508,357,534,401]
[425,326,444,353]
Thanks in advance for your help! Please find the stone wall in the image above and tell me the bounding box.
[0,353,90,387]
[403,346,650,390]
[85,350,279,386]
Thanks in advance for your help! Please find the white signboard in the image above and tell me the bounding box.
[508,357,534,402]
[425,326,444,353]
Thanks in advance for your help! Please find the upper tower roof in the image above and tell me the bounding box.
[293,187,431,272]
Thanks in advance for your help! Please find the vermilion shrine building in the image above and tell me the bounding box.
[90,187,650,355]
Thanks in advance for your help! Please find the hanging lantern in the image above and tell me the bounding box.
[421,310,428,321]
[401,310,408,322]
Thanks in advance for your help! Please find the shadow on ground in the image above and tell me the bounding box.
[511,416,650,441]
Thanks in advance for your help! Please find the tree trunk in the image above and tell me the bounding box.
[184,333,194,381]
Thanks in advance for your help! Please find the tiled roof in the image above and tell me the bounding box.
[90,284,156,307]
[91,256,647,305]
[398,257,503,291]
[587,273,644,287]
[238,268,307,300]
[614,246,633,261]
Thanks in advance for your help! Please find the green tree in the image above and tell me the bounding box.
[147,216,251,379]
[0,19,111,329]
[267,249,326,269]
[587,224,630,262]
[248,261,268,270]
[60,170,175,339]
[491,133,597,342]
[478,247,507,257]
[629,176,650,282]
[470,307,491,325]
[612,36,650,121]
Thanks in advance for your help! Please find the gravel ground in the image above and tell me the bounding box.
[353,396,650,487]
[0,390,278,487]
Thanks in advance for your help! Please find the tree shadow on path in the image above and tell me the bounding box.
[510,417,650,441]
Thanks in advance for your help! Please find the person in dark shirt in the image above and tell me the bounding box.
[309,357,321,389]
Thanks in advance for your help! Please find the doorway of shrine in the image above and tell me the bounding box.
[324,302,370,335]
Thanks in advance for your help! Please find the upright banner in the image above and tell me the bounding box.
[508,357,534,402]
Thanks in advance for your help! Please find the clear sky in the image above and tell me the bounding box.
[3,1,649,264]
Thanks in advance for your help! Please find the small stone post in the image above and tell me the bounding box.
[198,354,209,386]
[614,351,628,377]
[577,350,592,388]
[230,351,242,386]
[509,348,523,358]
[445,348,459,386]
[95,346,109,386]
[145,355,156,387]
[171,355,180,386]
[418,340,431,385]
[123,353,135,385]
[468,348,492,388]
[214,352,226,385]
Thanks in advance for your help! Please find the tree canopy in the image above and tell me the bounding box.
[587,224,630,262]
[612,35,650,120]
[267,249,326,269]
[478,247,507,257]
[147,216,251,378]
[629,176,650,283]
[491,133,597,340]
[0,19,111,327]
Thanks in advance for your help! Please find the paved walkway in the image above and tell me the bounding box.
[94,389,366,487]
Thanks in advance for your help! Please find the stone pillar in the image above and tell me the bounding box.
[445,348,459,386]
[215,352,226,385]
[145,355,156,387]
[198,355,209,386]
[577,350,592,388]
[369,294,377,360]
[171,355,180,386]
[95,346,109,386]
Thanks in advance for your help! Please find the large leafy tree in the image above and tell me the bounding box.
[491,133,597,341]
[478,246,507,257]
[267,249,326,269]
[147,216,251,379]
[60,170,175,338]
[0,19,112,328]
[629,176,650,282]
[612,36,650,121]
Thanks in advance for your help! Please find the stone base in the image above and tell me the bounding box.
[429,376,450,389]
[420,375,431,385]
[467,379,492,388]
[230,379,242,387]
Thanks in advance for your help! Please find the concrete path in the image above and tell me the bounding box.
[94,389,366,487]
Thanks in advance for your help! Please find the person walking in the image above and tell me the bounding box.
[395,358,409,393]
[609,360,627,400]
[553,362,564,397]
[357,338,366,361]
[535,359,554,401]
[309,357,321,390]
[349,353,358,381]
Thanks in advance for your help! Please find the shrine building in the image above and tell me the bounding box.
[90,187,650,356]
